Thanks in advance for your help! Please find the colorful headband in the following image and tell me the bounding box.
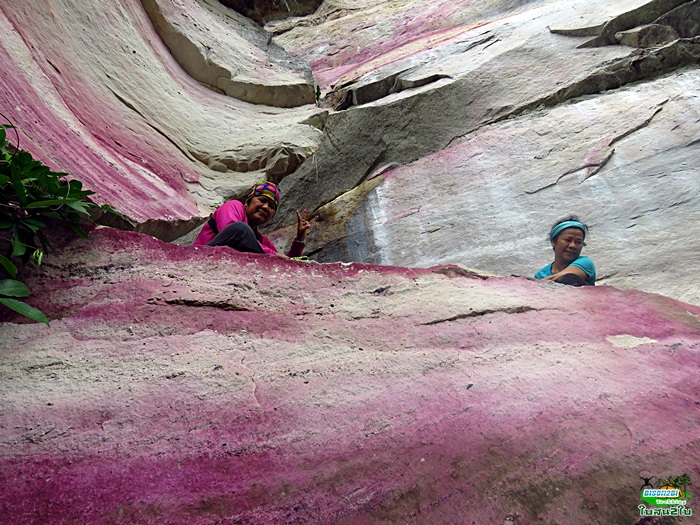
[550,221,587,243]
[246,181,280,208]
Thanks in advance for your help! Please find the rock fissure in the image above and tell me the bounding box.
[162,298,251,311]
[580,148,616,182]
[422,305,543,326]
[608,102,666,147]
[525,100,669,192]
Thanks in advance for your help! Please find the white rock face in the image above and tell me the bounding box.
[294,70,700,305]
[265,0,700,305]
[1,0,698,304]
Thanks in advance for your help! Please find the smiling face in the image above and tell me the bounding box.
[245,195,277,227]
[551,227,585,266]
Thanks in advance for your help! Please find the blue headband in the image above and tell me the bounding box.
[550,221,587,242]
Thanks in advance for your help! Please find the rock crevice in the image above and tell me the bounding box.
[221,0,324,26]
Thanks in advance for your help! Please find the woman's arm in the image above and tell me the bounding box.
[543,265,588,281]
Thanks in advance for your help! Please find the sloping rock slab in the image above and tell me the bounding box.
[142,0,315,107]
[273,0,653,89]
[270,0,648,225]
[1,227,699,524]
[0,0,322,239]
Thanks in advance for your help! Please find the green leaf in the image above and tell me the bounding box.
[12,226,28,257]
[0,127,5,144]
[10,162,27,207]
[27,164,51,176]
[21,218,46,228]
[37,172,60,193]
[0,254,18,277]
[0,219,14,229]
[0,279,30,297]
[25,198,79,208]
[0,297,49,324]
[11,242,26,257]
[69,223,89,239]
[66,200,92,214]
[102,204,127,220]
[13,150,33,168]
[19,220,41,232]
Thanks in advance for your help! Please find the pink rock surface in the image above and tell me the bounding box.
[0,1,199,226]
[1,228,699,524]
[273,0,651,90]
[0,0,323,238]
[275,0,510,89]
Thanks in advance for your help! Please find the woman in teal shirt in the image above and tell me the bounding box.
[534,216,596,286]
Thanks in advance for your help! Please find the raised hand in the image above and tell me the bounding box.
[295,209,312,242]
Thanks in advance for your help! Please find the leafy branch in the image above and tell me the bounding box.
[0,119,121,323]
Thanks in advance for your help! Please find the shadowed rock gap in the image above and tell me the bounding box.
[421,305,545,325]
[579,0,693,47]
[162,298,251,310]
[219,0,324,26]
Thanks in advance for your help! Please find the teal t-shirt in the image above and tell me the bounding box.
[534,256,596,285]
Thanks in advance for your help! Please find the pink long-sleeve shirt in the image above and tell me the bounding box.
[193,200,303,257]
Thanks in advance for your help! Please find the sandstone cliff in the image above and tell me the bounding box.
[1,1,699,524]
[2,227,700,524]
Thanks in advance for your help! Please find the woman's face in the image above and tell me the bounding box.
[245,195,277,227]
[551,227,584,264]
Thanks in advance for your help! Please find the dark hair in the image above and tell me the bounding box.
[549,215,589,242]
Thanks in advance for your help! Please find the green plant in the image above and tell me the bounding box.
[0,257,46,324]
[0,121,117,324]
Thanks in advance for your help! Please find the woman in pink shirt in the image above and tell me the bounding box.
[193,182,310,258]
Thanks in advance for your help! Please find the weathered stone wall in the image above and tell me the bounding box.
[1,228,698,524]
[266,0,700,305]
[0,0,323,240]
[1,3,700,522]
